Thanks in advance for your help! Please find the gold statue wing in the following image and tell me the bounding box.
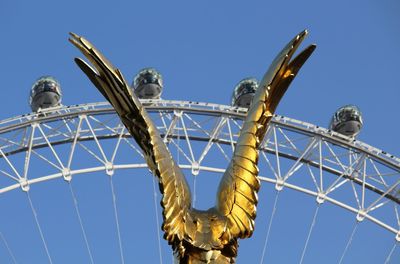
[69,33,192,243]
[216,30,316,240]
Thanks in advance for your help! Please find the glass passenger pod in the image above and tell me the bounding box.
[29,76,62,112]
[231,78,258,108]
[329,105,363,137]
[132,68,163,99]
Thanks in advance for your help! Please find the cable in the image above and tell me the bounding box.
[0,231,18,264]
[299,205,320,264]
[109,177,125,264]
[338,221,358,264]
[26,192,53,264]
[152,175,163,264]
[260,191,280,264]
[384,241,398,264]
[68,183,95,264]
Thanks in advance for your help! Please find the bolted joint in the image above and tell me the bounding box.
[275,178,284,191]
[62,168,72,182]
[356,209,366,222]
[105,162,114,176]
[19,179,30,192]
[191,162,200,176]
[316,192,326,204]
[173,110,183,118]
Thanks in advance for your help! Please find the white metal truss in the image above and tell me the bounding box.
[0,99,399,243]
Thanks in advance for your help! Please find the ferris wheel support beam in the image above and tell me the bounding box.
[1,160,399,240]
[0,100,399,242]
[2,130,399,205]
[258,176,400,239]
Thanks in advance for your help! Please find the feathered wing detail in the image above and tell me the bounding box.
[216,30,316,240]
[69,33,192,244]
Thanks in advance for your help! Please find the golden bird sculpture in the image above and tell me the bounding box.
[69,30,315,263]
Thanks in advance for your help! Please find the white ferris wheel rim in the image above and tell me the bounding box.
[0,99,399,241]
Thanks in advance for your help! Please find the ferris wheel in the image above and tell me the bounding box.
[0,33,399,263]
[0,87,399,263]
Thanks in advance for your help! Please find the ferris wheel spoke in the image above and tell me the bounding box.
[26,191,53,264]
[109,177,125,264]
[0,100,399,262]
[259,191,280,264]
[384,241,398,264]
[68,182,95,264]
[0,231,18,264]
[192,174,197,208]
[151,175,163,264]
[299,204,320,264]
[337,221,359,264]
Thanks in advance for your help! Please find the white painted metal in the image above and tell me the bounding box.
[0,99,399,242]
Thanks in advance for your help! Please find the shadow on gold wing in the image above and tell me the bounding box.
[69,30,316,262]
[68,33,192,244]
[216,30,316,241]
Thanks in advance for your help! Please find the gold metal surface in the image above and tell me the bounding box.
[69,30,315,263]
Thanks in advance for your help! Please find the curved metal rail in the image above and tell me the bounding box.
[0,99,399,240]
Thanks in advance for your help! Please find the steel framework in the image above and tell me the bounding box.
[0,99,399,243]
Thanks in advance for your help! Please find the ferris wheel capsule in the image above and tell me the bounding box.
[29,76,62,112]
[132,68,163,99]
[329,105,363,137]
[231,78,258,108]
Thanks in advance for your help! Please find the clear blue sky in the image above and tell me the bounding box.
[0,0,399,263]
